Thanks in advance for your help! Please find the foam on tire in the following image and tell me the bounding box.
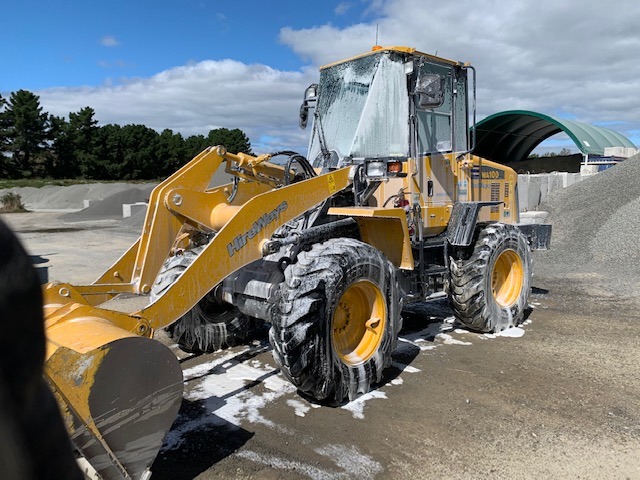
[270,238,401,404]
[449,223,532,332]
[151,248,249,353]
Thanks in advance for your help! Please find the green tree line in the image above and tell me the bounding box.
[0,90,252,180]
[528,148,573,159]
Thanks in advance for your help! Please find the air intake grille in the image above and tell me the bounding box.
[491,182,500,213]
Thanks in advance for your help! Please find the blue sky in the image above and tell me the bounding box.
[1,0,639,154]
[1,0,367,91]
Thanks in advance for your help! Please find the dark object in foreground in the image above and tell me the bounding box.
[0,219,82,480]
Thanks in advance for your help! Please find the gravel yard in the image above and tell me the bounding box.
[536,154,640,279]
[1,158,639,479]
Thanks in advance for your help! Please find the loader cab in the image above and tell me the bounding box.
[413,57,471,157]
[301,47,474,173]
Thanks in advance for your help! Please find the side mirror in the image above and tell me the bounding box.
[299,104,310,129]
[299,83,318,129]
[415,74,444,108]
[303,83,318,102]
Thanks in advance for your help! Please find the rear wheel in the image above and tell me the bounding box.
[270,238,401,403]
[151,248,250,353]
[449,223,531,332]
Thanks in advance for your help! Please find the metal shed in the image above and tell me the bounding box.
[473,110,636,164]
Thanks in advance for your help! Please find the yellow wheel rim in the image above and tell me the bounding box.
[332,279,386,366]
[491,249,524,308]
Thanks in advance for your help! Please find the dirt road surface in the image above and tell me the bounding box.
[3,211,639,480]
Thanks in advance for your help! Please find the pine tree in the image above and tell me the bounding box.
[1,90,50,178]
[206,128,252,155]
[69,107,99,178]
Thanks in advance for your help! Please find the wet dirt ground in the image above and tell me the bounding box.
[3,212,639,479]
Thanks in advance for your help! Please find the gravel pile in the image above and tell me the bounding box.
[121,208,148,229]
[64,186,155,221]
[0,182,157,210]
[535,153,640,279]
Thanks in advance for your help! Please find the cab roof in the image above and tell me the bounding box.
[320,46,467,70]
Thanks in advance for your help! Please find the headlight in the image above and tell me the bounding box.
[365,161,386,178]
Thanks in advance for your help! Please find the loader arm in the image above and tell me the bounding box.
[42,146,352,480]
[139,162,352,328]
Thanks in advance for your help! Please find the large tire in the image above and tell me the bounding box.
[449,222,531,333]
[151,248,250,353]
[270,238,402,404]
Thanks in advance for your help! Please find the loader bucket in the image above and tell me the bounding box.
[45,310,183,480]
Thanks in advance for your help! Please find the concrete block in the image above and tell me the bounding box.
[558,172,568,188]
[580,164,599,175]
[566,173,580,187]
[546,173,561,197]
[123,202,148,218]
[516,171,594,212]
[517,175,529,212]
[527,175,543,211]
[538,175,550,205]
[604,147,639,158]
[519,211,550,225]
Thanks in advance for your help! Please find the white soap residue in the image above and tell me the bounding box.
[286,398,320,417]
[341,390,387,419]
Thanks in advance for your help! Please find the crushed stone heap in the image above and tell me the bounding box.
[535,153,640,278]
[63,186,155,221]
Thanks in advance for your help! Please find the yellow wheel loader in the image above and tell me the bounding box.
[41,46,551,479]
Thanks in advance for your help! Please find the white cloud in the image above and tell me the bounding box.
[38,60,316,153]
[334,2,352,15]
[280,0,640,144]
[100,35,120,47]
[38,0,640,160]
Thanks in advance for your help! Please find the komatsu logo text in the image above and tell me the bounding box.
[227,201,289,257]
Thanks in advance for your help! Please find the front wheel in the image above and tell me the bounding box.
[270,238,401,403]
[449,223,532,333]
[151,248,250,353]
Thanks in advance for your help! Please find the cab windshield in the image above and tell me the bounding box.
[308,51,409,169]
